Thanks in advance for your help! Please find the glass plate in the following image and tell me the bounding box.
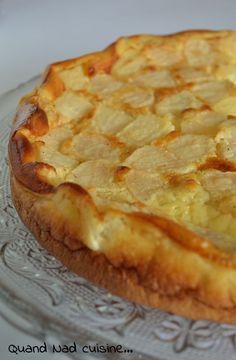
[1,77,236,360]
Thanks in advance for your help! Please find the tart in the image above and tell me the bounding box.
[9,30,236,324]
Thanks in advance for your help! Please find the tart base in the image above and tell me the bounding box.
[10,174,236,324]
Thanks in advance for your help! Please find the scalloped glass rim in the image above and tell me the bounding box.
[1,76,236,360]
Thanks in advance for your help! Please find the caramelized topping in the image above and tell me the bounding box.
[10,31,236,259]
[198,157,236,172]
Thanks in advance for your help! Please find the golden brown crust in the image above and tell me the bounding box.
[8,30,236,323]
[11,174,236,324]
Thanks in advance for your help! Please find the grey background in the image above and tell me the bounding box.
[1,0,236,96]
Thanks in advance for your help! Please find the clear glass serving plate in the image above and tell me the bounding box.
[1,77,236,360]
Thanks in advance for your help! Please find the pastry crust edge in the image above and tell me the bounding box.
[10,174,236,324]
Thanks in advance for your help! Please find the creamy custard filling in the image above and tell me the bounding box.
[33,32,236,253]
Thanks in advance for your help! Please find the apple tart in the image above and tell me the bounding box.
[9,30,236,324]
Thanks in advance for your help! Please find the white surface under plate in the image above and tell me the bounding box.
[1,77,236,360]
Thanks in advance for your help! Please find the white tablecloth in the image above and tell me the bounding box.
[0,0,235,359]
